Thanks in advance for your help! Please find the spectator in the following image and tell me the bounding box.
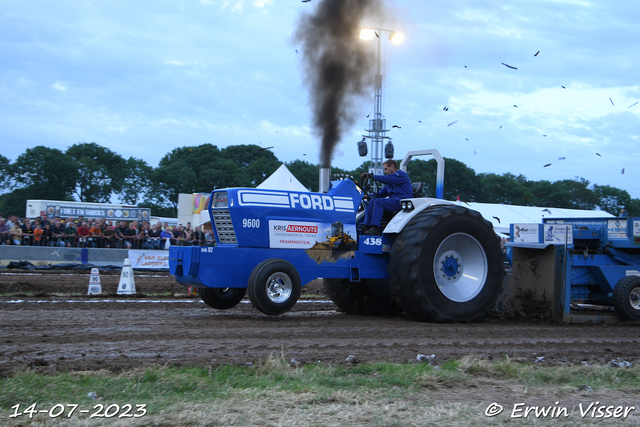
[191,226,205,246]
[32,224,44,246]
[139,223,151,248]
[89,222,102,248]
[10,223,23,245]
[50,220,66,247]
[124,222,138,249]
[0,218,10,245]
[149,222,162,249]
[40,214,51,227]
[204,229,214,246]
[160,226,173,249]
[63,221,77,247]
[6,214,19,229]
[173,225,187,246]
[102,225,115,248]
[40,224,51,247]
[21,219,34,246]
[77,222,91,247]
[114,221,129,249]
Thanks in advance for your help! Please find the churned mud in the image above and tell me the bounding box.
[1,271,639,377]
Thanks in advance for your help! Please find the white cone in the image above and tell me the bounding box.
[117,258,136,295]
[88,267,102,295]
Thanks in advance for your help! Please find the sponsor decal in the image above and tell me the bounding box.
[608,219,628,240]
[544,224,573,245]
[512,224,539,243]
[129,250,170,269]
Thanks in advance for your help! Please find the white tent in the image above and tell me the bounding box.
[257,164,310,192]
[456,201,615,235]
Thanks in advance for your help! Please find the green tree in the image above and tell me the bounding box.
[1,147,77,216]
[119,157,152,205]
[286,160,319,192]
[550,178,597,210]
[66,142,127,202]
[149,144,281,211]
[477,173,534,205]
[593,184,631,216]
[222,145,281,187]
[0,154,9,188]
[626,198,640,217]
[524,180,555,206]
[9,146,78,200]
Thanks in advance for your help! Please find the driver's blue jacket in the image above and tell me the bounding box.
[372,170,413,200]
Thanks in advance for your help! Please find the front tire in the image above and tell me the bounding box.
[248,259,301,315]
[613,276,640,320]
[389,205,504,322]
[323,278,403,315]
[200,287,246,309]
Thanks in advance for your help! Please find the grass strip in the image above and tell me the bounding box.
[1,355,639,426]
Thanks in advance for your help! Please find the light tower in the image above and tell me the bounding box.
[358,28,404,175]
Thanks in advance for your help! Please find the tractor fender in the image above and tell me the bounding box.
[384,198,460,234]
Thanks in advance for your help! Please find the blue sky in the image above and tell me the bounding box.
[2,0,639,197]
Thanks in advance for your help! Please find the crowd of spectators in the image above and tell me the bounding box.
[0,213,214,249]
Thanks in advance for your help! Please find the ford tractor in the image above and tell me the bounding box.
[169,149,504,322]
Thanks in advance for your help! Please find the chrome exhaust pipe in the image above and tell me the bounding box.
[319,168,331,193]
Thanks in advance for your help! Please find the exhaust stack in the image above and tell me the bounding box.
[319,168,331,193]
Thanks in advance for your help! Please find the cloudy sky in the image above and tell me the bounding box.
[2,0,639,197]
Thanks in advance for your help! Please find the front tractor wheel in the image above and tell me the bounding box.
[200,287,247,309]
[248,259,301,315]
[389,205,504,322]
[613,276,640,320]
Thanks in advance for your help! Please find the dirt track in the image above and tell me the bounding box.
[1,271,640,377]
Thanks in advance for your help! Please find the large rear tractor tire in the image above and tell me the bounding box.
[200,287,246,309]
[248,259,301,315]
[613,276,640,320]
[323,278,403,315]
[389,205,504,322]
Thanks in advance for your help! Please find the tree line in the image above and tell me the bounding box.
[0,142,636,218]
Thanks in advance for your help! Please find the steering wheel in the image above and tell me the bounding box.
[360,174,377,199]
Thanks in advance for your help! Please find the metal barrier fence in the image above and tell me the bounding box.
[0,235,214,249]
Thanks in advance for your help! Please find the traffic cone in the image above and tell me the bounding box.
[117,258,136,295]
[87,267,102,295]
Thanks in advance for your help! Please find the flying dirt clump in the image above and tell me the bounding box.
[294,0,386,168]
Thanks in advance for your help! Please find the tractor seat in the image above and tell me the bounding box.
[380,183,424,230]
[412,182,424,198]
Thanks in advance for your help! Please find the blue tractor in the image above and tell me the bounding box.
[169,150,504,322]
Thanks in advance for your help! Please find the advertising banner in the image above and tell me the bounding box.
[46,204,151,221]
[128,250,170,269]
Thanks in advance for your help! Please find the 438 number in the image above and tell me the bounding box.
[363,237,382,246]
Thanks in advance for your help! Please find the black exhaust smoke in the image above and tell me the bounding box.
[294,0,385,168]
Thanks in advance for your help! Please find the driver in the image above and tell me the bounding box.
[359,159,413,236]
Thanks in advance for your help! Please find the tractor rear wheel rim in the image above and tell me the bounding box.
[266,273,292,303]
[434,232,488,302]
[630,288,640,310]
